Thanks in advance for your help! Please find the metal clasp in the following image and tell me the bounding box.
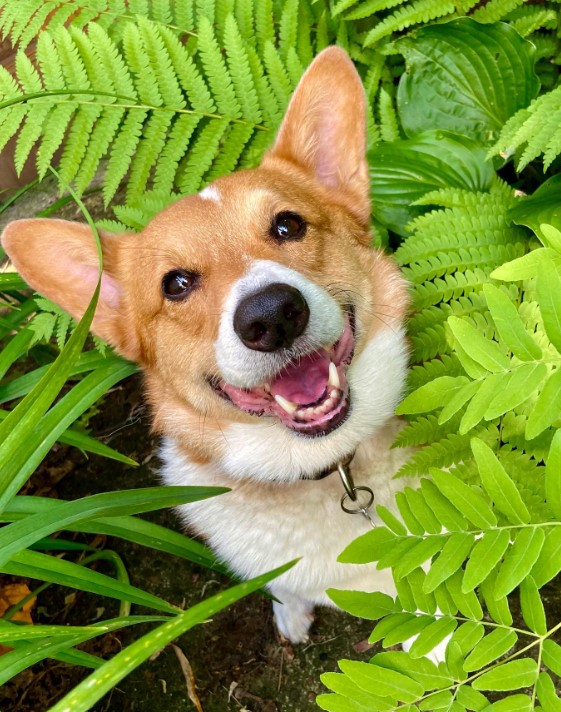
[336,457,376,527]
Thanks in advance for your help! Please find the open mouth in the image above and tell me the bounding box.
[213,308,355,437]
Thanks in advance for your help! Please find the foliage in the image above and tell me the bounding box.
[1,0,561,710]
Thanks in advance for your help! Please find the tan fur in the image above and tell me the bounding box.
[1,47,414,644]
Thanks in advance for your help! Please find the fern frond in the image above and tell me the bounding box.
[491,84,561,170]
[471,0,526,23]
[393,413,460,448]
[507,5,558,37]
[278,0,299,60]
[223,14,261,125]
[177,118,230,194]
[102,110,147,205]
[363,0,454,47]
[262,41,293,110]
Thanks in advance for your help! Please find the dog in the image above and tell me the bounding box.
[1,47,413,644]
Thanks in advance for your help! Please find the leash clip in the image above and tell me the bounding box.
[336,457,376,528]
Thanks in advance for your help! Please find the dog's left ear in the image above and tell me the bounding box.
[263,46,370,225]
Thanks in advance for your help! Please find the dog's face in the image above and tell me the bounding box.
[1,48,409,482]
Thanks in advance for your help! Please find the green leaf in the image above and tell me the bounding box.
[449,621,485,657]
[542,640,561,677]
[338,660,424,703]
[448,317,510,372]
[49,561,296,712]
[393,536,445,580]
[0,616,163,686]
[484,363,547,421]
[483,284,542,361]
[546,429,561,520]
[532,527,561,587]
[456,685,489,711]
[536,672,561,711]
[537,259,561,355]
[382,615,434,648]
[396,376,469,415]
[491,248,561,282]
[438,380,480,425]
[526,368,561,439]
[320,672,393,711]
[429,468,497,529]
[418,690,454,710]
[372,650,453,690]
[495,527,546,598]
[338,527,397,564]
[326,590,396,620]
[519,575,547,635]
[459,372,508,434]
[484,694,533,711]
[419,479,468,532]
[4,496,220,572]
[445,569,483,620]
[0,487,227,568]
[375,505,407,536]
[397,18,539,143]
[508,174,561,244]
[462,529,510,593]
[2,550,178,614]
[423,532,474,593]
[480,569,512,626]
[408,616,457,659]
[471,438,530,524]
[369,131,494,236]
[472,659,538,691]
[464,629,517,672]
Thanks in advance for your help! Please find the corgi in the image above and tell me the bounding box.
[1,47,413,644]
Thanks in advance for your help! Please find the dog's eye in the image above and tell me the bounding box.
[162,270,199,300]
[270,211,306,242]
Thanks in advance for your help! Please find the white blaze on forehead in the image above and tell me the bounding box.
[215,259,344,389]
[198,185,221,202]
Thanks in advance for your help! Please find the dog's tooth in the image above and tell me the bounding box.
[263,383,271,394]
[328,362,340,389]
[274,394,298,415]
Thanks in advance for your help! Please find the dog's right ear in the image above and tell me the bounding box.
[263,46,370,226]
[1,219,140,361]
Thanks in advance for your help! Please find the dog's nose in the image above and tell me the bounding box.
[233,283,310,352]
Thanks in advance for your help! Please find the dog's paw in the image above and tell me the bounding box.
[273,599,314,644]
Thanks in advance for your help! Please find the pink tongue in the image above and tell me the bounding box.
[270,350,330,405]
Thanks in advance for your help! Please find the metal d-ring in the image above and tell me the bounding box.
[340,486,375,515]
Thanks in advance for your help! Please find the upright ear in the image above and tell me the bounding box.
[1,218,140,361]
[263,46,370,224]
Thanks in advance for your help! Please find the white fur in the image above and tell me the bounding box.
[198,186,221,202]
[162,325,412,642]
[215,259,344,388]
[218,326,408,482]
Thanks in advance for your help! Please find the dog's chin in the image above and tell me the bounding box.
[212,311,355,438]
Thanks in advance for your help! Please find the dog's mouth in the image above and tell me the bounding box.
[212,308,355,437]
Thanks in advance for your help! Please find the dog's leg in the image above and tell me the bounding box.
[272,593,315,644]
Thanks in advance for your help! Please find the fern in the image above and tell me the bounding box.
[491,84,561,170]
[0,18,302,212]
[319,433,561,710]
[363,0,455,47]
[0,0,198,49]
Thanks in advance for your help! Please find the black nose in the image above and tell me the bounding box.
[233,283,310,352]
